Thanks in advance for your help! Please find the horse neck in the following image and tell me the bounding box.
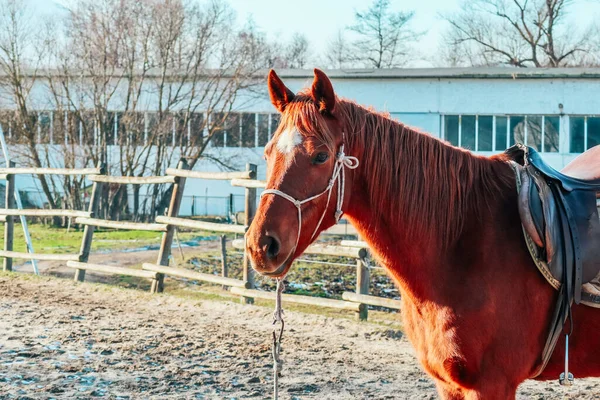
[342,109,515,299]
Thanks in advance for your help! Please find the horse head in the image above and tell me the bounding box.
[245,69,358,277]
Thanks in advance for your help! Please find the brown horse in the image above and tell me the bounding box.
[245,68,600,399]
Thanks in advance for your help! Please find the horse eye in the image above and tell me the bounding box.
[314,152,329,165]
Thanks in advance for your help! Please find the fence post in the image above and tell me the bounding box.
[356,251,370,321]
[74,162,105,282]
[220,234,228,290]
[152,159,189,294]
[241,163,257,304]
[3,161,15,272]
[61,195,67,227]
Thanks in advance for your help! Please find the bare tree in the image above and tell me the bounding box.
[284,33,309,69]
[443,0,599,67]
[0,0,65,214]
[325,30,351,69]
[0,0,265,222]
[348,0,421,68]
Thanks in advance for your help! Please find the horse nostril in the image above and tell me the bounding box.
[263,235,280,259]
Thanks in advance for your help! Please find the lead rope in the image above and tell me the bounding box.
[263,134,359,400]
[272,278,285,400]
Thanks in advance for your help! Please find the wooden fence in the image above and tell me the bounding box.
[0,161,401,321]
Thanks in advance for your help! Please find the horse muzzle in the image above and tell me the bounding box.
[246,229,294,277]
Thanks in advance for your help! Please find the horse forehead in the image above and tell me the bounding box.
[276,128,303,154]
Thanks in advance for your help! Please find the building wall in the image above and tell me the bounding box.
[3,73,599,213]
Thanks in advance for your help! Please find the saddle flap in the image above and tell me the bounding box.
[518,169,544,248]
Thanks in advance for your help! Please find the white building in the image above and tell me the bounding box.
[3,67,599,215]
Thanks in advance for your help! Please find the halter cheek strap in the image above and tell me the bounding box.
[261,139,359,255]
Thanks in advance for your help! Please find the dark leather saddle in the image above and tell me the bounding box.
[509,144,600,305]
[506,144,600,375]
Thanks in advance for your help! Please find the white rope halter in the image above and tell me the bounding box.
[261,134,359,255]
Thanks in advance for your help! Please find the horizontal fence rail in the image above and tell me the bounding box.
[231,239,366,259]
[0,250,79,261]
[0,209,91,218]
[0,167,101,175]
[142,263,249,288]
[340,240,369,248]
[166,168,254,180]
[342,292,401,310]
[67,261,160,279]
[155,216,246,234]
[230,178,267,188]
[230,287,365,312]
[75,217,168,232]
[89,175,177,185]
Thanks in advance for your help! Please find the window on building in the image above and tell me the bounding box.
[241,113,256,147]
[509,116,524,147]
[461,115,476,150]
[270,113,280,139]
[544,116,560,152]
[225,113,240,148]
[257,114,270,147]
[104,112,116,146]
[51,110,67,146]
[172,112,187,147]
[161,113,174,147]
[570,116,600,153]
[37,111,52,144]
[444,115,459,146]
[1,111,18,144]
[588,117,600,149]
[64,111,80,145]
[80,111,96,146]
[147,113,175,147]
[495,116,508,151]
[445,114,561,152]
[525,116,542,151]
[210,112,225,147]
[478,116,493,151]
[121,112,145,146]
[188,112,205,147]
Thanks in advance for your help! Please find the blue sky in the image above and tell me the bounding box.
[227,0,460,65]
[31,0,600,67]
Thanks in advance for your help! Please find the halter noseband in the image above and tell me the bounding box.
[260,133,360,255]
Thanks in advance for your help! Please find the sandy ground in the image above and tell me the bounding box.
[1,275,600,399]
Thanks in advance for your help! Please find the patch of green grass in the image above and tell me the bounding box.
[0,223,214,254]
[0,269,44,281]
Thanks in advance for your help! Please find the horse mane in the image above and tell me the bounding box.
[277,92,516,248]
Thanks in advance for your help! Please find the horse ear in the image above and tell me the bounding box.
[268,69,295,113]
[311,68,335,114]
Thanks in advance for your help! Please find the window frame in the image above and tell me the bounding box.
[442,114,562,153]
[569,115,600,153]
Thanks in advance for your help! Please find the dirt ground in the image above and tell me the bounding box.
[1,274,600,399]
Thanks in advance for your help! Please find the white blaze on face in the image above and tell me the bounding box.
[276,128,302,154]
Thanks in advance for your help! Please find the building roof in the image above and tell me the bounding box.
[274,67,600,80]
[14,66,600,80]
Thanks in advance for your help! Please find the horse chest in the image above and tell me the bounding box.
[401,298,470,385]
